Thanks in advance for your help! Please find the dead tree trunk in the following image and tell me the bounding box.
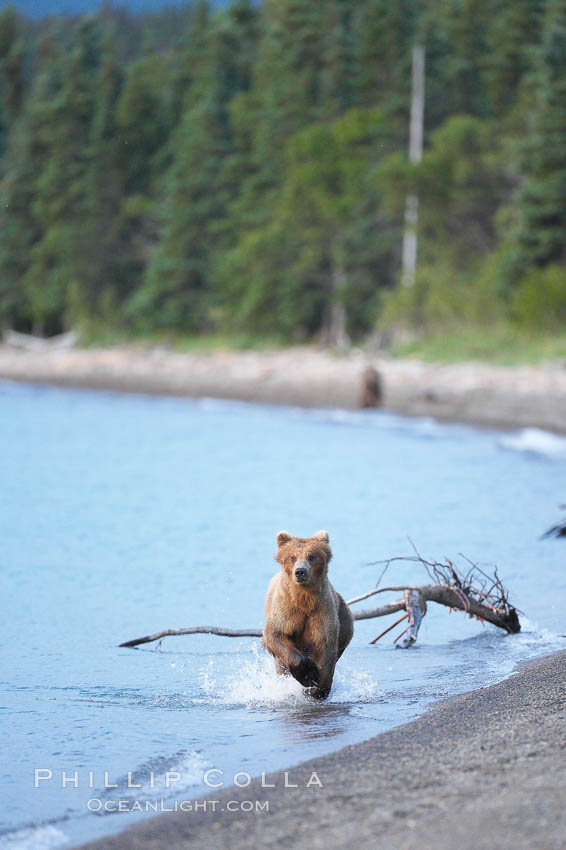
[119,552,520,649]
[353,584,519,643]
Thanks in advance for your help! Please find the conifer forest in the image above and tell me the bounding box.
[0,0,565,347]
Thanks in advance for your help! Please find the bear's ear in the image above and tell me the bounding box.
[312,530,329,543]
[276,531,292,547]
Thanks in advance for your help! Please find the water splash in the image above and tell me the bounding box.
[198,645,304,707]
[330,666,383,703]
[196,644,381,708]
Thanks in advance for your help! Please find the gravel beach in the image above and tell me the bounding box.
[78,648,566,850]
[2,344,566,433]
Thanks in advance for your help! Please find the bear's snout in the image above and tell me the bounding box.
[294,561,310,584]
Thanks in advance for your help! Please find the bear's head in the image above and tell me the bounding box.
[275,530,332,588]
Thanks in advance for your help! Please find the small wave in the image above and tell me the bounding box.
[0,825,68,850]
[456,618,566,686]
[97,751,209,808]
[306,407,444,436]
[195,397,250,414]
[492,621,566,684]
[498,427,566,459]
[193,398,452,442]
[506,617,565,656]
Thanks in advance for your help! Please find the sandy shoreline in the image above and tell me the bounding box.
[2,344,566,433]
[77,648,566,850]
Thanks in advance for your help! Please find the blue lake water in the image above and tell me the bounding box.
[1,381,565,849]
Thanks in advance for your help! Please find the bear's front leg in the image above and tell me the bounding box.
[288,652,319,688]
[307,650,337,700]
[308,674,333,700]
[263,628,319,687]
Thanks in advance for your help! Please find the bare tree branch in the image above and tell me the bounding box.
[369,613,408,645]
[119,626,262,648]
[346,587,420,605]
[118,551,520,649]
[349,599,407,621]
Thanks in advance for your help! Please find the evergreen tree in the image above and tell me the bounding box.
[483,0,544,114]
[80,30,126,324]
[352,0,415,125]
[242,0,325,194]
[169,0,212,122]
[110,49,175,322]
[115,56,170,199]
[23,18,102,331]
[130,2,259,332]
[0,32,63,331]
[319,0,355,119]
[219,0,329,324]
[513,0,566,269]
[220,108,392,341]
[422,0,494,127]
[0,7,23,163]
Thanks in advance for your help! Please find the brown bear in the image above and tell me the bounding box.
[263,530,354,700]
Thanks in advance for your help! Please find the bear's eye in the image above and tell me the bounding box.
[307,554,315,564]
[290,556,296,564]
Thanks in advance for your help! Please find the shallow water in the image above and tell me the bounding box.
[1,382,565,849]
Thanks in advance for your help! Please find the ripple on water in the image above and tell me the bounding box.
[0,825,69,850]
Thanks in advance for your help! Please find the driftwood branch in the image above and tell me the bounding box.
[119,626,262,647]
[119,550,520,649]
[363,550,520,646]
[369,613,408,645]
[399,589,427,648]
[351,600,407,620]
[541,509,566,539]
[347,586,420,605]
[119,606,405,648]
[3,328,77,351]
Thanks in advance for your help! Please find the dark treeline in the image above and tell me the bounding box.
[0,0,565,344]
